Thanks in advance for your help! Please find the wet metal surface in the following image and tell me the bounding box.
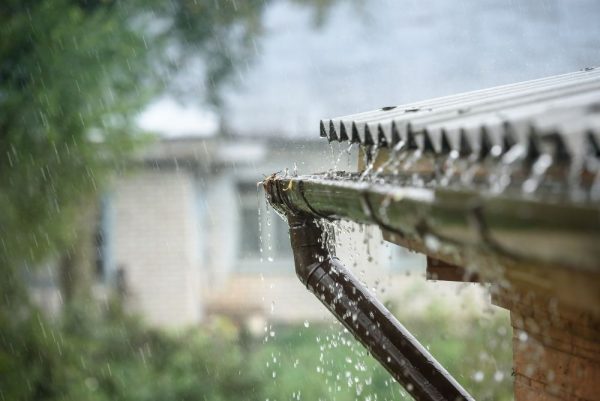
[321,69,600,161]
[321,69,600,202]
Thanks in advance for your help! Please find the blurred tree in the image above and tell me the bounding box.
[0,299,264,401]
[0,302,512,401]
[0,1,343,399]
[0,0,342,297]
[0,2,361,400]
[0,0,155,296]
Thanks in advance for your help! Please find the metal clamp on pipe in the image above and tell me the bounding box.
[264,177,474,401]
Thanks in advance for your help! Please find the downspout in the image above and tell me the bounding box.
[264,179,474,401]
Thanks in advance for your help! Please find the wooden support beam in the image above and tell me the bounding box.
[425,257,481,283]
[493,286,600,401]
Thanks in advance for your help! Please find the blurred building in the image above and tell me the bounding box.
[99,136,325,328]
[94,136,431,329]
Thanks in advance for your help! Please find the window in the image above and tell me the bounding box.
[239,201,261,258]
[94,195,114,282]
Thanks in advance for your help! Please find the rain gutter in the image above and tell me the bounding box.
[264,172,600,274]
[266,191,474,401]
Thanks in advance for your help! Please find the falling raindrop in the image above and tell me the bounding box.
[493,370,504,382]
[518,331,528,342]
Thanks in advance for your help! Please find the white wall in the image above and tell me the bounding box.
[203,171,240,293]
[111,169,202,328]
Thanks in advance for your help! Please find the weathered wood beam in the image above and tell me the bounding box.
[426,257,481,283]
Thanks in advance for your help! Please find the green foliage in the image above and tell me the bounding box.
[0,0,155,273]
[253,324,402,401]
[403,309,513,400]
[256,308,513,401]
[0,300,512,401]
[0,303,263,401]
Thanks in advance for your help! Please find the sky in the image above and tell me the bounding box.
[137,97,219,137]
[138,0,600,139]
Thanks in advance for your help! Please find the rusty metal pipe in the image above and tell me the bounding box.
[287,213,474,401]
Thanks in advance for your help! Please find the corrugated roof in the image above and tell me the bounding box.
[321,68,600,164]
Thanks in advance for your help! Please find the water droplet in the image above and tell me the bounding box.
[424,234,441,251]
[494,370,504,382]
[518,331,528,342]
[473,371,484,382]
[85,377,99,391]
